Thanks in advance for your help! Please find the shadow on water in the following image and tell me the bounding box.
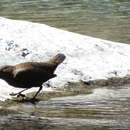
[14,98,40,104]
[0,85,129,130]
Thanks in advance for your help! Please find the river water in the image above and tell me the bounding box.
[0,86,129,129]
[0,0,130,44]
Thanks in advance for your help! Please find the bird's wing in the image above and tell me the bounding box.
[13,67,56,81]
[13,68,36,80]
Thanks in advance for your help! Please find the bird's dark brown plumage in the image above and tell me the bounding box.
[0,53,66,99]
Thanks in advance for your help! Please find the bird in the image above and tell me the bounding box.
[0,53,66,100]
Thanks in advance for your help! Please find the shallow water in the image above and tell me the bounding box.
[1,86,129,130]
[0,0,130,43]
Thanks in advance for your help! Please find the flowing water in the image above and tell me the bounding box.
[0,86,130,130]
[0,0,130,43]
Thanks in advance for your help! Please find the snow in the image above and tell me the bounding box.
[0,17,130,100]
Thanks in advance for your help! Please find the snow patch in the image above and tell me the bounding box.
[0,17,130,100]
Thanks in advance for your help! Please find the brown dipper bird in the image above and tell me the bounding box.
[0,53,66,100]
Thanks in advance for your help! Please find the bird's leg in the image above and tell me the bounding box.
[31,86,43,100]
[10,88,30,97]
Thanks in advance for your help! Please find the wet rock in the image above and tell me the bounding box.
[83,75,130,87]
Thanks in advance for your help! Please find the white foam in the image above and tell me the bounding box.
[0,17,130,100]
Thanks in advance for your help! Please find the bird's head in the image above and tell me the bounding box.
[51,53,66,65]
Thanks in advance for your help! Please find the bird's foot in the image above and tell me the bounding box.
[17,93,26,98]
[9,92,26,98]
[9,92,18,96]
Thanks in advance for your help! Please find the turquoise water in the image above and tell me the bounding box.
[0,0,130,43]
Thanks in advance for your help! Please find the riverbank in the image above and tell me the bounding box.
[1,74,130,104]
